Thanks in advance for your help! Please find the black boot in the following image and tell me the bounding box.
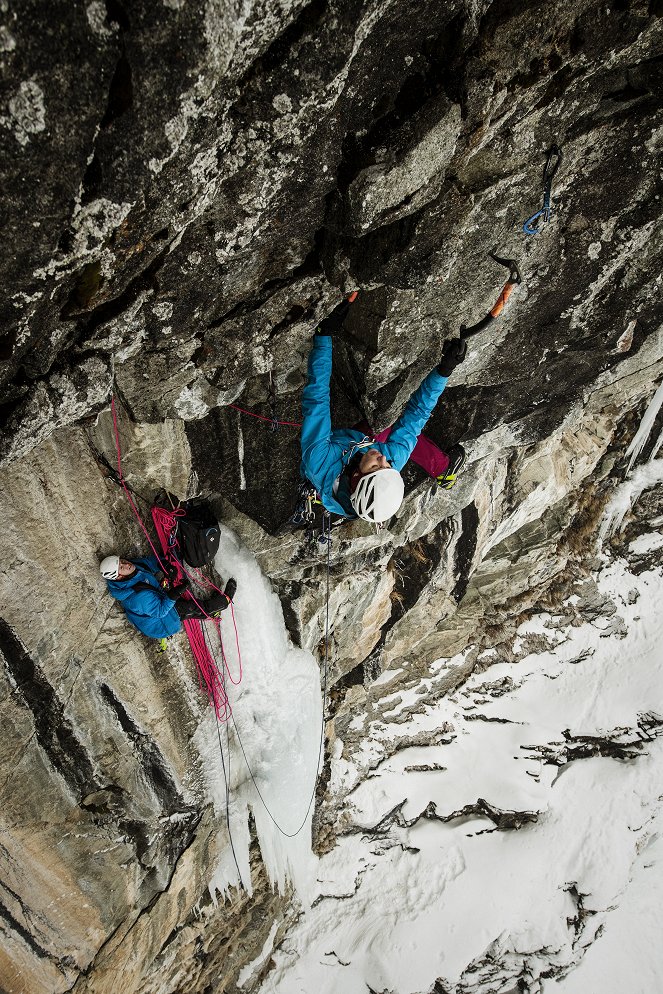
[436,444,466,490]
[207,579,237,617]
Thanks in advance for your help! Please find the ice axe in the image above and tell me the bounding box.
[460,252,522,340]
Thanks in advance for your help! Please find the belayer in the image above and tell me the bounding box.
[300,296,466,524]
[100,554,237,641]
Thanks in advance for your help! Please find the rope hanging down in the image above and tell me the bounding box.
[110,395,242,720]
[151,505,243,720]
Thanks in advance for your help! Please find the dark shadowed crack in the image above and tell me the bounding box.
[98,683,190,815]
[0,618,100,801]
[452,501,479,604]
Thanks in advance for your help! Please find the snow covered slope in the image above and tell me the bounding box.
[254,555,663,994]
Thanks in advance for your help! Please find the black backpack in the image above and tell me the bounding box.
[155,491,220,567]
[178,497,220,567]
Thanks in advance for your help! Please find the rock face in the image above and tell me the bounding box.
[1,1,662,993]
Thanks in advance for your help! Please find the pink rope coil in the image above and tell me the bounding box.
[111,395,242,719]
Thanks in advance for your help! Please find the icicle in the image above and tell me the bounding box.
[625,380,663,474]
[600,460,663,539]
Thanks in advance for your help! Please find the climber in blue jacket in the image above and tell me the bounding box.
[100,555,236,640]
[300,296,466,523]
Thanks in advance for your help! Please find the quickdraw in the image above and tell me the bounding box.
[523,144,563,235]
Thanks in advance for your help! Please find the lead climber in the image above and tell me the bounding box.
[300,296,466,524]
[100,554,237,641]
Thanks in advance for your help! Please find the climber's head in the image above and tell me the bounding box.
[358,448,390,474]
[350,454,405,523]
[100,556,136,580]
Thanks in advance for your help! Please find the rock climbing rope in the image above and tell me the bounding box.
[109,395,242,719]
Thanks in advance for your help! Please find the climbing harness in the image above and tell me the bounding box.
[460,252,522,340]
[523,144,563,235]
[290,481,323,530]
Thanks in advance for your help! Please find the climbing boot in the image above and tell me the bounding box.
[436,444,466,490]
[209,578,237,617]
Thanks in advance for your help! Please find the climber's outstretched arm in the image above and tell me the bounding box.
[385,339,466,471]
[300,334,333,466]
[384,369,448,471]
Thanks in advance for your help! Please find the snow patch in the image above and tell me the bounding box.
[628,531,663,554]
[260,559,663,994]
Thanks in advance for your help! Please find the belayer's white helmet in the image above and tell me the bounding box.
[100,555,120,580]
[350,468,405,523]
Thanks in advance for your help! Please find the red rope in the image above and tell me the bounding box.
[111,396,169,572]
[150,502,243,704]
[228,403,302,429]
[110,395,242,719]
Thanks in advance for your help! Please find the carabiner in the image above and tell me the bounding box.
[523,208,547,235]
[543,144,563,186]
[523,144,562,234]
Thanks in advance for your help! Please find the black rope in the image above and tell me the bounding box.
[87,433,153,507]
[215,519,331,839]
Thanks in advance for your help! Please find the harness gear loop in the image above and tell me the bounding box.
[523,143,563,234]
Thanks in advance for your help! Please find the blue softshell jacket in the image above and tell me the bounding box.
[300,335,449,517]
[106,556,182,640]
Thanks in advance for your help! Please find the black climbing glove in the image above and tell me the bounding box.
[161,561,179,580]
[164,581,188,601]
[224,578,237,602]
[316,297,352,337]
[438,338,467,377]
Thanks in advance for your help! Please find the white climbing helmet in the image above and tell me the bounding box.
[100,555,120,580]
[350,468,405,523]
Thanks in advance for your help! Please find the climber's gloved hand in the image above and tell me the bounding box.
[161,561,179,580]
[223,578,237,603]
[315,294,356,337]
[438,338,467,377]
[164,581,189,601]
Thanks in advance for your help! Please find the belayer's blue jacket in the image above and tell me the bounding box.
[300,334,449,517]
[106,556,182,640]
